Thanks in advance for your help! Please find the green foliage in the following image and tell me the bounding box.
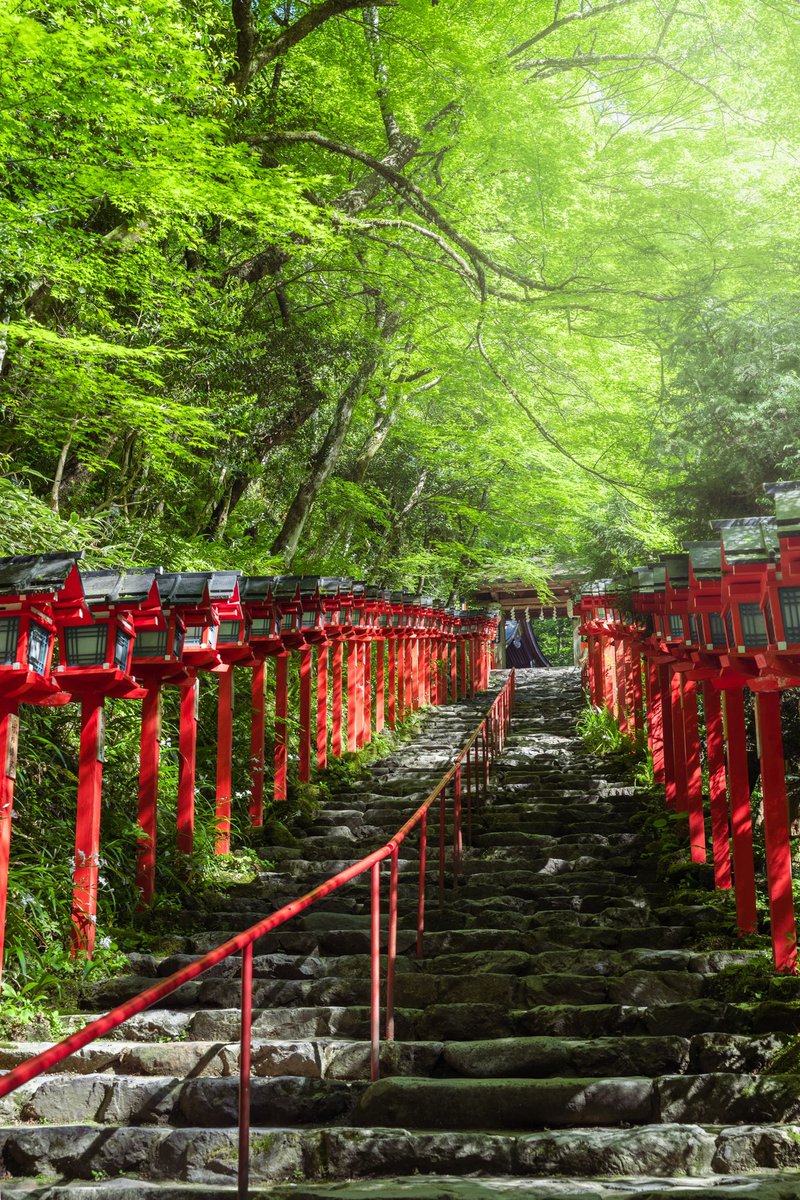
[4,0,800,586]
[577,702,646,760]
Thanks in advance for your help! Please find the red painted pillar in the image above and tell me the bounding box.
[274,652,289,801]
[756,691,798,973]
[459,640,467,700]
[602,640,615,713]
[71,695,105,957]
[703,682,731,890]
[671,670,689,815]
[659,664,676,809]
[592,637,604,707]
[615,643,628,732]
[362,641,372,745]
[375,639,385,734]
[681,678,706,863]
[723,686,758,935]
[136,684,161,906]
[450,640,457,702]
[647,658,665,783]
[215,666,233,854]
[316,643,328,770]
[630,646,643,735]
[347,640,358,752]
[249,659,266,827]
[0,707,19,983]
[331,642,344,757]
[405,638,413,711]
[177,677,197,855]
[298,644,312,783]
[388,639,397,729]
[411,638,420,710]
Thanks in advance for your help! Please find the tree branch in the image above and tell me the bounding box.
[507,0,646,59]
[253,130,569,294]
[232,0,397,91]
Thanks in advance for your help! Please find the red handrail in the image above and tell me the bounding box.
[0,671,515,1198]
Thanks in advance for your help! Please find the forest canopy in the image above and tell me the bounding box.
[3,0,800,594]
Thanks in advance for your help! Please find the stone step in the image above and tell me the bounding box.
[87,966,707,1011]
[354,1072,800,1130]
[0,1074,365,1128]
[124,946,760,984]
[5,1125,800,1190]
[61,994,800,1045]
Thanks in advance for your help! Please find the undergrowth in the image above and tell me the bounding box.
[1,662,427,1031]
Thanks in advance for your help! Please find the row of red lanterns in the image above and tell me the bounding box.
[0,556,498,977]
[578,480,800,973]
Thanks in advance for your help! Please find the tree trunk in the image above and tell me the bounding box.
[270,346,386,564]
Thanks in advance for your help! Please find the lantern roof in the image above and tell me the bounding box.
[420,595,434,607]
[0,551,84,601]
[649,564,667,593]
[632,566,655,593]
[685,541,722,580]
[81,569,161,607]
[365,585,390,601]
[351,581,366,599]
[711,517,778,564]
[208,570,242,601]
[156,573,213,605]
[240,576,279,602]
[662,553,690,590]
[764,481,800,536]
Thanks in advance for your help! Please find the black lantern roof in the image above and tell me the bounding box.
[240,576,279,602]
[208,570,242,600]
[712,517,778,564]
[764,481,800,537]
[351,581,366,599]
[156,573,213,605]
[81,569,159,606]
[662,554,690,590]
[420,595,434,607]
[390,590,404,604]
[365,585,390,602]
[648,565,667,593]
[632,566,656,594]
[685,541,722,580]
[0,551,84,598]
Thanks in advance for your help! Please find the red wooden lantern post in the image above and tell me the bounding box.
[239,577,280,826]
[271,580,303,799]
[52,570,160,955]
[325,581,352,759]
[150,574,217,856]
[715,516,796,970]
[126,571,189,904]
[680,542,737,894]
[343,583,367,752]
[445,609,457,701]
[0,553,84,981]
[659,555,707,864]
[404,594,421,709]
[210,575,248,854]
[371,588,391,733]
[387,591,405,726]
[315,580,347,769]
[296,578,337,779]
[162,571,243,855]
[392,591,409,718]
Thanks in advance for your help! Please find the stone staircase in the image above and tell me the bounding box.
[2,668,800,1197]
